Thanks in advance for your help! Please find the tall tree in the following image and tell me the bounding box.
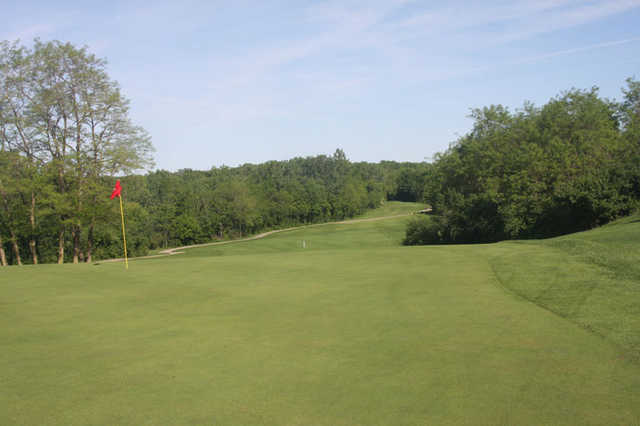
[1,39,154,264]
[1,41,43,264]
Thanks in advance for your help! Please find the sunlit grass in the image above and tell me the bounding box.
[2,207,639,425]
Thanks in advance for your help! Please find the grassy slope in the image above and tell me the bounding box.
[355,201,427,218]
[181,218,410,258]
[2,205,639,425]
[489,215,640,361]
[179,201,424,258]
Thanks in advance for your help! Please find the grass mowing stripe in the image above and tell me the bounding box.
[488,216,640,362]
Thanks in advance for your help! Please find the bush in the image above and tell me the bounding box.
[403,216,444,245]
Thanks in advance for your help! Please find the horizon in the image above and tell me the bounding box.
[3,0,640,171]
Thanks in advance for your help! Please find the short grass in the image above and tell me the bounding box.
[353,201,427,219]
[2,207,639,425]
[178,200,424,258]
[489,215,640,361]
[182,217,411,258]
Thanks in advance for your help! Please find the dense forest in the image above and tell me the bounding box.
[1,145,428,265]
[5,39,640,264]
[0,38,428,265]
[119,155,427,253]
[405,79,640,245]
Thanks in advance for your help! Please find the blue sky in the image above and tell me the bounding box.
[3,0,640,170]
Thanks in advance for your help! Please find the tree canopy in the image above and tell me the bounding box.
[405,80,640,245]
[1,39,153,264]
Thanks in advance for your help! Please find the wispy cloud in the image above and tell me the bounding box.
[8,0,636,168]
[206,0,640,91]
[515,36,640,64]
[489,0,640,44]
[453,36,640,79]
[158,0,637,135]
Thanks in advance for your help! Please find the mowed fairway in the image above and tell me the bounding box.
[2,203,640,425]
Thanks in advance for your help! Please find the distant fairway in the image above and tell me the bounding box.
[2,203,640,425]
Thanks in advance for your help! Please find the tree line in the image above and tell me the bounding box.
[1,143,427,264]
[1,39,428,265]
[118,154,427,254]
[405,79,640,245]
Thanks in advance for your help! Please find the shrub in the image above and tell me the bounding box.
[403,216,444,245]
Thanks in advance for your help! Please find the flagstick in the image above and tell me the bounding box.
[119,194,129,270]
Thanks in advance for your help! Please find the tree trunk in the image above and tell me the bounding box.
[29,191,38,265]
[9,230,22,266]
[56,164,66,265]
[72,225,80,264]
[29,240,37,265]
[72,102,85,266]
[0,235,7,266]
[86,221,94,263]
[72,192,83,264]
[0,187,21,265]
[57,227,65,264]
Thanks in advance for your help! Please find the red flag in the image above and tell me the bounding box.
[110,180,122,200]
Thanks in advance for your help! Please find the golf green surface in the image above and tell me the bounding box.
[2,202,639,425]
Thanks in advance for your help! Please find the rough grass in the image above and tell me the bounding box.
[1,207,639,425]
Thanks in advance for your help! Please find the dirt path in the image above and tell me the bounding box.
[97,213,414,264]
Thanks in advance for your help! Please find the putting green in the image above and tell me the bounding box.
[2,208,639,424]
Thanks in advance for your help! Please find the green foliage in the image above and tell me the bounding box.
[402,216,442,245]
[129,154,414,249]
[379,161,431,202]
[1,39,153,264]
[412,81,640,244]
[170,214,203,245]
[1,39,432,264]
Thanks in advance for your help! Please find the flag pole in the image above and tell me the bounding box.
[119,194,129,269]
